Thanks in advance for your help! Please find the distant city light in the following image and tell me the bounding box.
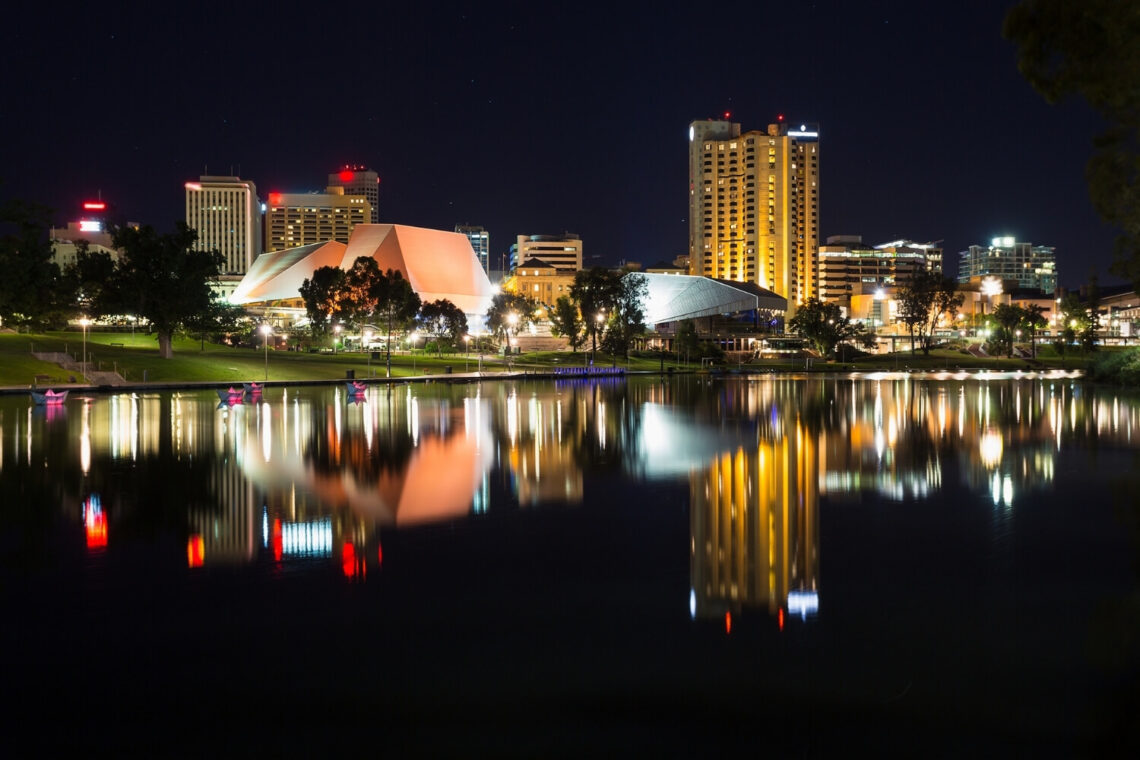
[79,220,102,232]
[82,201,106,211]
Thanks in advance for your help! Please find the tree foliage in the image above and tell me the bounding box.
[0,199,75,328]
[299,266,347,335]
[1005,1,1140,286]
[417,299,468,349]
[76,222,223,358]
[485,291,538,346]
[896,271,965,355]
[569,268,625,356]
[787,298,876,359]
[548,295,586,352]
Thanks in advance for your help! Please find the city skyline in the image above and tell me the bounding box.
[0,1,1121,290]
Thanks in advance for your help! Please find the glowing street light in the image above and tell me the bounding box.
[507,313,518,368]
[260,324,272,381]
[409,332,419,372]
[464,334,471,372]
[333,323,342,355]
[79,317,91,380]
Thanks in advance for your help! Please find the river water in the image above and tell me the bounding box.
[1,372,1137,754]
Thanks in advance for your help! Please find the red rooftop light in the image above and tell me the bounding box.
[83,201,106,211]
[268,192,282,206]
[339,170,354,182]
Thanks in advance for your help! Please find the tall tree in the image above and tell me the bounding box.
[299,265,347,336]
[897,270,964,355]
[417,299,468,351]
[485,292,537,347]
[600,272,648,359]
[548,295,586,352]
[78,222,223,358]
[569,267,624,356]
[1021,303,1050,358]
[787,298,875,359]
[373,268,421,374]
[990,303,1024,358]
[1004,2,1140,286]
[0,199,75,328]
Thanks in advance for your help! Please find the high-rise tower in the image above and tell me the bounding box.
[688,118,820,309]
[185,176,261,275]
[327,166,379,223]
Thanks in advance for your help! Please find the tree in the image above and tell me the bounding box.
[599,272,648,359]
[417,299,468,351]
[991,303,1024,358]
[787,298,875,359]
[1056,293,1091,355]
[299,266,347,336]
[338,257,384,335]
[182,300,248,351]
[1021,303,1050,358]
[548,295,586,352]
[569,268,624,357]
[373,269,421,373]
[896,271,965,355]
[485,291,537,347]
[674,319,700,365]
[78,222,223,358]
[0,199,75,329]
[1004,2,1140,286]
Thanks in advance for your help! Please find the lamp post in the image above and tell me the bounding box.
[409,333,419,372]
[593,312,604,366]
[464,334,471,373]
[260,324,272,381]
[333,323,342,355]
[79,317,91,380]
[507,312,518,371]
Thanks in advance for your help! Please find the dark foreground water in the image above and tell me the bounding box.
[1,372,1138,756]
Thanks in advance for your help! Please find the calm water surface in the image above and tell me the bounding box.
[1,372,1137,754]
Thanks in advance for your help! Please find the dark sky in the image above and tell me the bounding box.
[0,0,1121,289]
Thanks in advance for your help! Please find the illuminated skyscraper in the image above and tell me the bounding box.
[456,224,490,274]
[327,166,380,223]
[264,188,372,252]
[688,118,820,311]
[185,176,262,275]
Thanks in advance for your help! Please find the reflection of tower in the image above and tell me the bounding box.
[690,424,820,622]
[187,455,260,565]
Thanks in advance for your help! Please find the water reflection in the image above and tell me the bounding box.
[0,371,1132,621]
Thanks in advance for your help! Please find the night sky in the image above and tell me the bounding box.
[0,1,1121,289]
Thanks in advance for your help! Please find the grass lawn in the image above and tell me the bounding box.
[0,329,1099,387]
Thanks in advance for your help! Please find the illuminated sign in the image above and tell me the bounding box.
[79,220,102,232]
[82,201,106,211]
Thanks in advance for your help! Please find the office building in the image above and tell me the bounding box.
[264,188,372,252]
[456,224,490,274]
[511,233,583,273]
[327,166,380,223]
[818,236,943,324]
[958,237,1057,293]
[185,176,261,275]
[688,118,820,311]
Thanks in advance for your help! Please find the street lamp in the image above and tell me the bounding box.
[507,313,518,369]
[79,317,91,380]
[464,334,471,372]
[333,323,342,355]
[260,324,272,381]
[409,332,419,372]
[593,312,604,365]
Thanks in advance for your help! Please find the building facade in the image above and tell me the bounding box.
[456,225,490,274]
[327,166,379,223]
[264,188,372,252]
[818,236,943,324]
[958,237,1058,294]
[505,259,576,306]
[185,176,261,275]
[688,118,820,311]
[511,233,583,273]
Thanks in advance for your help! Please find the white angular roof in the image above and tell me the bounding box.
[639,273,787,327]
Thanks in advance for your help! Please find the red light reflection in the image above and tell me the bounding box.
[272,519,283,561]
[778,608,785,631]
[83,496,107,549]
[342,542,356,578]
[724,612,732,635]
[187,535,205,568]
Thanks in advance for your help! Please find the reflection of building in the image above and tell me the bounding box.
[688,118,819,311]
[689,427,820,622]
